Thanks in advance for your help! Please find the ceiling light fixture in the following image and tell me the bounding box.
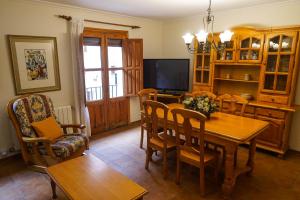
[182,0,234,54]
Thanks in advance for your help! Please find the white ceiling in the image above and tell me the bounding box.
[43,0,288,19]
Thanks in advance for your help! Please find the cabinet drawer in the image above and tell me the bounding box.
[259,94,288,104]
[256,108,285,119]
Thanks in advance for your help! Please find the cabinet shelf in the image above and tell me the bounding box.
[264,72,289,75]
[266,52,294,55]
[196,53,210,56]
[214,62,261,66]
[196,68,210,71]
[214,77,259,83]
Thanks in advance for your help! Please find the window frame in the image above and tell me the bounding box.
[82,28,128,102]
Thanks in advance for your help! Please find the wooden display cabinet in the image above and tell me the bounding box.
[192,26,300,157]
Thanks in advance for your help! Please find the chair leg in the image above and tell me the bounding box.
[50,178,57,199]
[199,166,206,196]
[140,125,144,149]
[168,129,173,136]
[145,147,152,170]
[176,158,181,184]
[214,156,222,184]
[163,149,168,179]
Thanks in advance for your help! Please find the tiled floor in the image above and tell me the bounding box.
[1,126,300,200]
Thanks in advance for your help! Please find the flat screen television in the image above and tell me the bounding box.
[143,59,190,94]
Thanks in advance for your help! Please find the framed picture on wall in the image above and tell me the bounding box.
[8,35,61,95]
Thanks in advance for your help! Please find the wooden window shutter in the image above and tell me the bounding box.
[123,39,143,96]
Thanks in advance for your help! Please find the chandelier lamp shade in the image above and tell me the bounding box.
[182,0,234,54]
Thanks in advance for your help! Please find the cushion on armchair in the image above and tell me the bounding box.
[31,116,63,141]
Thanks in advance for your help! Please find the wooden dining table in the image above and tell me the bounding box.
[155,103,269,198]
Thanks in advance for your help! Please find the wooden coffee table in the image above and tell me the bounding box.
[47,154,147,200]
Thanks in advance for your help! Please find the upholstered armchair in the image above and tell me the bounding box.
[7,94,89,171]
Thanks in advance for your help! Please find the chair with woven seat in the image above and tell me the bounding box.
[137,88,158,148]
[143,100,176,179]
[7,94,89,171]
[171,108,220,196]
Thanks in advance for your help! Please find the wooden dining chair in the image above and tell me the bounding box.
[143,100,176,179]
[171,108,220,196]
[217,93,248,116]
[217,94,249,166]
[138,88,158,148]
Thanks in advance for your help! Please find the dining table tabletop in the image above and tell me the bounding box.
[155,103,270,198]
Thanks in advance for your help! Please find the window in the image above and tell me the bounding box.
[108,39,124,98]
[82,29,143,102]
[83,37,102,101]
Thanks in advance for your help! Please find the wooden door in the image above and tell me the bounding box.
[83,28,138,134]
[105,34,129,130]
[82,34,106,133]
[260,32,298,95]
[237,33,264,63]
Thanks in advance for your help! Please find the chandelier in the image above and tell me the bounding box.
[182,0,234,54]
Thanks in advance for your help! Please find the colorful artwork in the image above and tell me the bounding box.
[25,49,48,80]
[8,35,60,94]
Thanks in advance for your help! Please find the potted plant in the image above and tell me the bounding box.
[182,95,218,119]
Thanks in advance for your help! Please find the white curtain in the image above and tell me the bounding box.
[69,18,91,137]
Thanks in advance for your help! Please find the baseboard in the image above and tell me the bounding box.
[0,151,20,160]
[0,152,22,162]
[90,120,141,140]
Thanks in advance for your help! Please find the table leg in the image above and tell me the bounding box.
[246,138,256,176]
[222,144,237,199]
[50,178,57,199]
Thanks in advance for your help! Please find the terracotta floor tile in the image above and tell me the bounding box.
[0,126,300,200]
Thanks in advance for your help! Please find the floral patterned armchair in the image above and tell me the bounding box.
[7,94,89,169]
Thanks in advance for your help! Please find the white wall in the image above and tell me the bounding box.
[161,0,300,151]
[1,0,300,154]
[0,0,163,154]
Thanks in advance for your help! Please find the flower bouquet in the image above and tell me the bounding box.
[182,95,218,119]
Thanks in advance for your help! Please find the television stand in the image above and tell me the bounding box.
[150,93,184,104]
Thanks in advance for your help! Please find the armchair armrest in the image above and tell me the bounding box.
[22,137,51,143]
[60,124,86,134]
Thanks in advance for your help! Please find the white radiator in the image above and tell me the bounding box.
[54,105,73,133]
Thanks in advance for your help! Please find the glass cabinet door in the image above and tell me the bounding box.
[238,34,264,63]
[215,40,235,62]
[194,41,212,85]
[214,35,236,62]
[262,32,297,94]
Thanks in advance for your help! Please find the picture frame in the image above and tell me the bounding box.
[8,35,61,95]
